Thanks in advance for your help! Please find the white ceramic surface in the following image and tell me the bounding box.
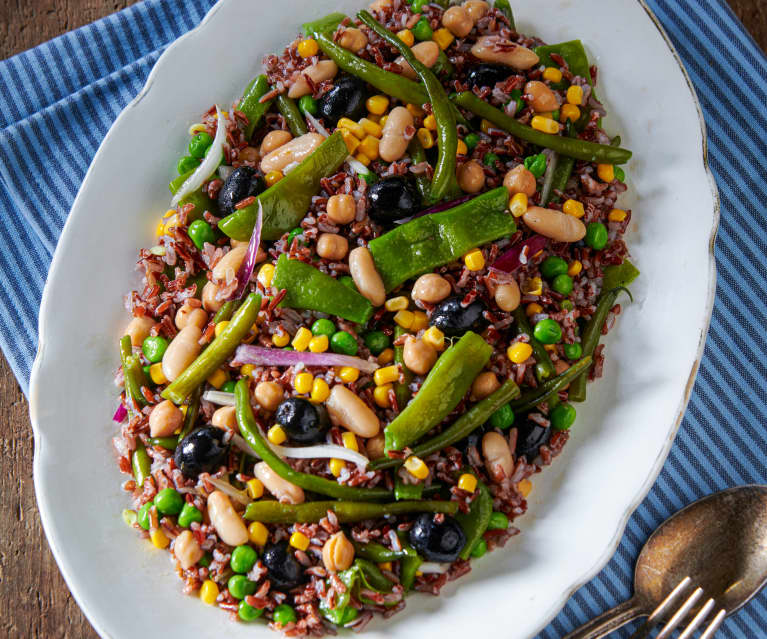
[29,1,718,637]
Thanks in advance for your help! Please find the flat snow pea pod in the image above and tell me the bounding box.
[168,169,218,220]
[398,540,422,591]
[510,355,592,413]
[239,74,274,139]
[276,94,308,137]
[513,307,555,381]
[494,0,515,29]
[455,474,492,560]
[235,380,393,501]
[602,260,640,292]
[162,293,261,404]
[451,92,632,164]
[119,335,148,407]
[369,380,519,470]
[272,254,373,324]
[243,499,457,523]
[354,559,394,592]
[393,325,413,409]
[384,332,493,452]
[302,12,347,37]
[369,187,514,291]
[132,440,151,488]
[219,131,348,240]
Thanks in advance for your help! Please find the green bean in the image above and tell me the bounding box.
[177,386,201,441]
[494,0,515,29]
[119,335,148,407]
[407,137,432,206]
[510,355,592,413]
[239,74,273,139]
[394,475,423,501]
[302,12,346,38]
[455,474,492,560]
[513,307,555,381]
[398,539,422,590]
[276,94,308,137]
[147,436,178,450]
[352,541,412,562]
[354,559,394,592]
[393,325,413,410]
[243,499,457,523]
[212,300,236,324]
[132,441,151,487]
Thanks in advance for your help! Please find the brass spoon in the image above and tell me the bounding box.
[565,485,767,638]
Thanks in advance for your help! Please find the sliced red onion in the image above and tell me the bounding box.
[202,390,235,406]
[113,403,127,422]
[206,476,251,505]
[232,345,379,373]
[171,106,226,206]
[304,111,330,137]
[394,193,477,225]
[418,562,451,574]
[492,234,548,273]
[232,431,369,467]
[346,155,372,178]
[226,201,263,301]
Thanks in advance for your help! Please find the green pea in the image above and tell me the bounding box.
[540,256,568,279]
[177,502,203,528]
[298,95,318,116]
[550,403,576,431]
[561,300,574,311]
[487,511,509,530]
[524,153,547,178]
[142,364,153,383]
[364,331,390,355]
[488,403,515,430]
[189,131,213,159]
[220,380,237,393]
[177,155,198,175]
[155,488,184,516]
[198,553,212,567]
[410,0,429,11]
[122,508,137,527]
[470,539,488,558]
[231,545,258,574]
[141,336,169,363]
[238,599,264,622]
[552,109,560,122]
[331,331,358,356]
[335,606,359,625]
[361,170,377,185]
[563,342,582,360]
[585,222,608,250]
[614,166,626,182]
[483,152,500,167]
[533,318,562,344]
[311,318,336,337]
[287,227,307,247]
[187,219,217,250]
[228,574,257,600]
[273,604,297,625]
[339,276,357,291]
[464,132,481,151]
[412,17,433,41]
[283,345,295,351]
[552,273,573,296]
[137,502,153,530]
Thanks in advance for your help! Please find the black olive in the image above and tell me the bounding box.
[429,296,487,337]
[455,422,490,456]
[262,541,306,590]
[275,398,330,444]
[466,64,511,89]
[515,419,552,460]
[317,74,368,123]
[217,166,264,216]
[409,513,466,563]
[174,426,229,479]
[367,176,421,223]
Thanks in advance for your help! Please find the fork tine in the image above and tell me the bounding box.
[628,577,693,639]
[655,586,704,639]
[698,608,727,639]
[676,598,717,639]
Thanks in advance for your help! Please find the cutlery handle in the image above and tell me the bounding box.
[563,597,644,639]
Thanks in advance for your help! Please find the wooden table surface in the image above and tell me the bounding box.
[0,1,764,636]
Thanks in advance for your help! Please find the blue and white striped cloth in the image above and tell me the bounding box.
[0,1,765,636]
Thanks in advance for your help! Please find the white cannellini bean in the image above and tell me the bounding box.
[494,280,521,312]
[211,405,237,430]
[522,206,587,242]
[470,36,539,69]
[379,106,414,163]
[394,41,440,80]
[260,132,325,174]
[175,303,208,330]
[124,316,156,348]
[149,400,184,437]
[201,281,223,313]
[348,247,386,307]
[212,245,248,281]
[287,60,338,98]
[254,462,305,504]
[326,385,380,438]
[173,530,203,569]
[161,325,202,382]
[207,490,249,546]
[482,431,513,482]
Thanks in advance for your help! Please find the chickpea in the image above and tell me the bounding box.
[503,165,537,197]
[287,60,338,98]
[365,433,386,460]
[369,0,392,10]
[326,194,357,224]
[201,281,222,312]
[471,371,500,400]
[175,302,208,331]
[457,160,485,193]
[260,130,293,156]
[316,233,349,261]
[482,431,513,482]
[463,0,490,22]
[523,206,587,242]
[124,316,156,348]
[326,385,380,438]
[255,381,284,412]
[212,245,248,282]
[395,41,440,80]
[254,462,305,504]
[322,531,355,572]
[379,106,414,163]
[442,6,473,37]
[149,399,184,437]
[260,132,325,174]
[524,80,560,113]
[207,491,249,546]
[174,530,203,569]
[161,325,202,382]
[494,280,521,312]
[411,273,451,304]
[348,247,386,307]
[238,146,259,163]
[211,405,237,430]
[471,36,540,69]
[338,27,368,53]
[402,336,438,375]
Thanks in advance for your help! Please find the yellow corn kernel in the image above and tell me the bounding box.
[188,123,207,135]
[378,348,394,364]
[338,117,366,139]
[290,531,311,551]
[544,343,557,352]
[341,128,361,154]
[517,478,533,498]
[180,405,188,418]
[416,127,434,149]
[378,561,393,572]
[597,164,615,182]
[542,67,563,83]
[207,368,228,389]
[523,277,543,296]
[310,378,330,403]
[214,321,229,337]
[264,170,283,187]
[404,455,429,480]
[464,248,485,271]
[385,296,409,312]
[359,117,383,138]
[432,27,455,50]
[560,104,581,123]
[393,309,415,329]
[367,113,381,123]
[406,103,425,117]
[267,424,288,445]
[480,118,493,134]
[507,342,533,363]
[155,221,165,237]
[456,139,468,156]
[411,310,429,332]
[248,521,269,546]
[566,85,583,105]
[608,208,628,222]
[415,570,424,576]
[309,335,329,353]
[562,199,585,218]
[329,458,346,477]
[422,326,445,351]
[240,364,255,378]
[366,95,389,115]
[338,366,360,383]
[379,115,388,127]
[200,579,219,605]
[291,327,312,352]
[150,528,170,549]
[149,362,167,385]
[272,330,290,347]
[396,28,415,46]
[342,431,359,451]
[297,38,319,58]
[423,114,437,131]
[162,214,178,235]
[163,208,176,219]
[510,192,528,218]
[359,135,380,160]
[526,302,543,317]
[374,365,399,386]
[354,152,371,166]
[294,372,314,394]
[373,383,392,408]
[458,473,478,492]
[246,478,264,500]
[568,260,583,277]
[531,115,560,134]
[257,263,275,287]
